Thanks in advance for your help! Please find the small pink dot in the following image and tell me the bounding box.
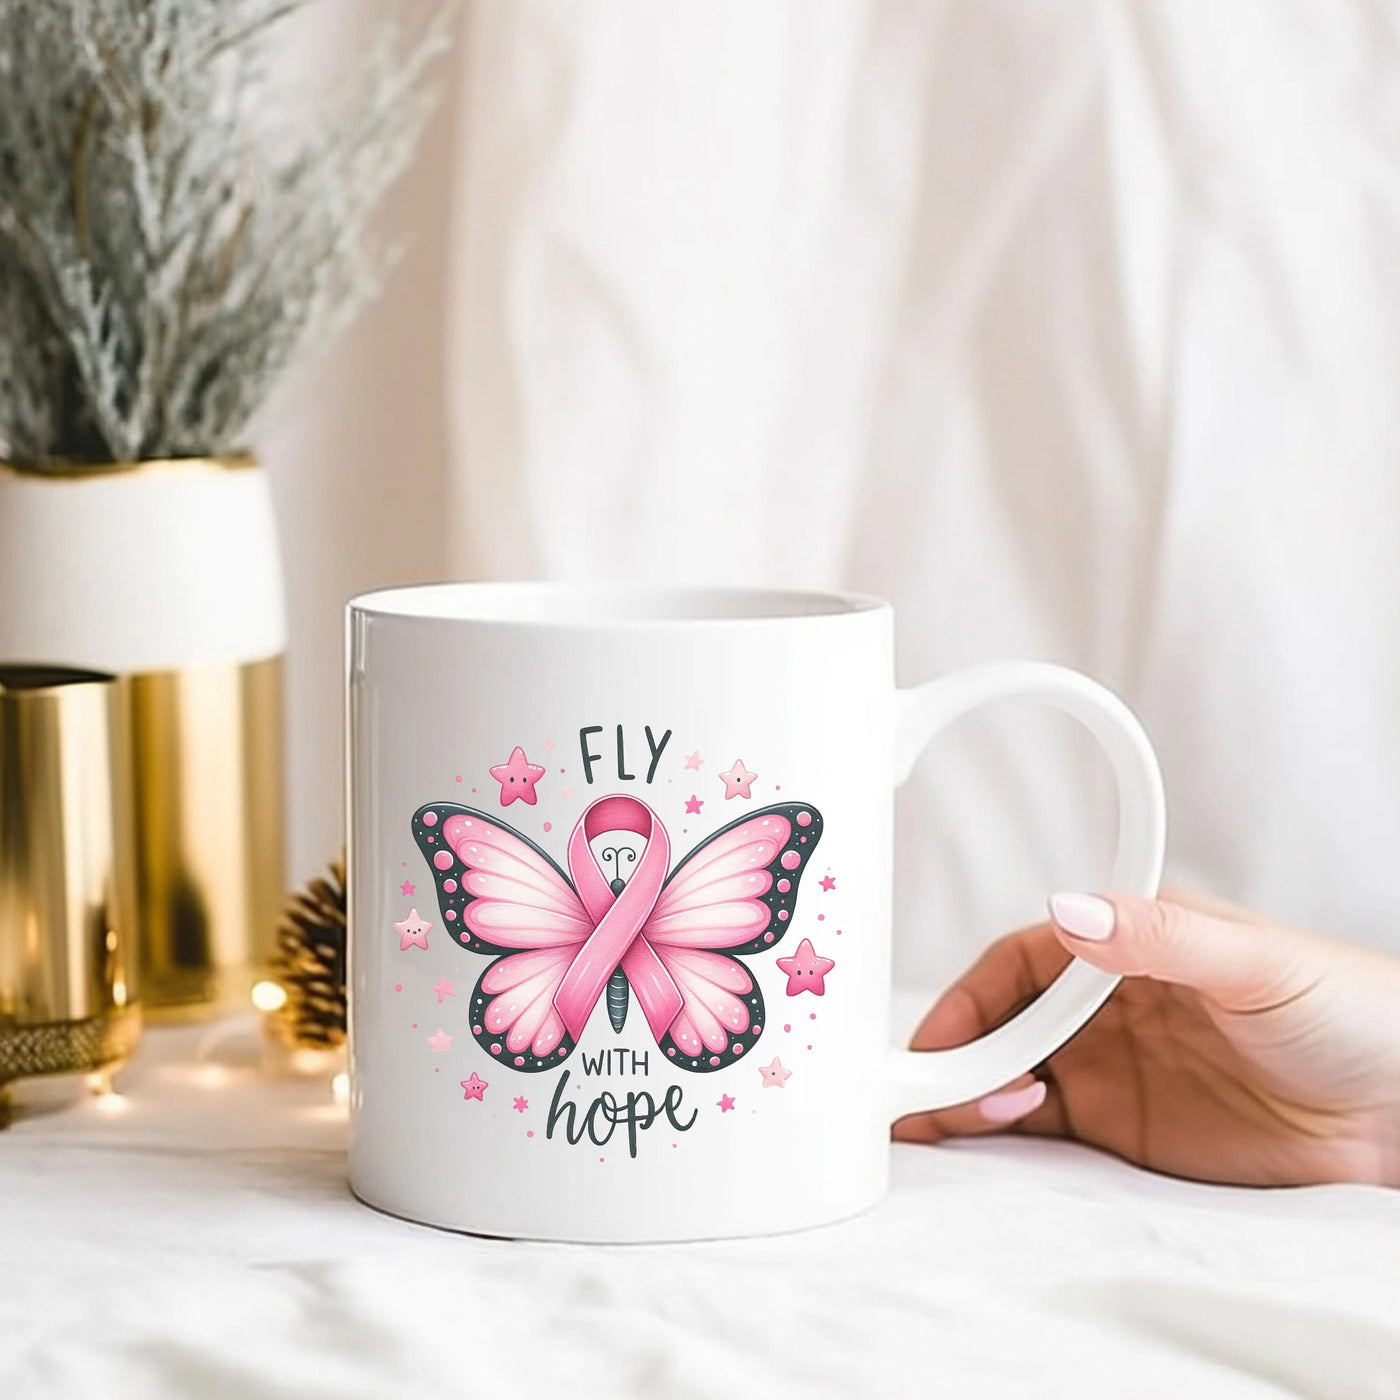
[783,1024,791,1033]
[527,1130,534,1137]
[435,1068,439,1073]
[543,821,552,833]
[471,787,477,793]
[402,861,407,866]
[807,1043,812,1050]
[800,836,807,844]
[672,1142,677,1148]
[763,933,774,943]
[777,879,791,893]
[423,811,438,826]
[394,984,402,992]
[796,811,812,827]
[709,1056,720,1066]
[810,1012,816,1020]
[455,775,462,782]
[514,1056,524,1066]
[444,878,457,892]
[473,1025,482,1034]
[775,784,781,791]
[817,913,825,921]
[732,1044,743,1054]
[491,1044,502,1055]
[778,910,789,921]
[781,852,800,870]
[599,1157,604,1163]
[837,928,843,935]
[560,768,565,774]
[434,850,453,870]
[411,1023,418,1029]
[446,909,457,921]
[667,1047,676,1056]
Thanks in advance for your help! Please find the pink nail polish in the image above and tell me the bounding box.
[978,1080,1047,1124]
[1048,891,1115,941]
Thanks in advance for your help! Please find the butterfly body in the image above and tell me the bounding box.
[412,795,823,1073]
[606,965,630,1033]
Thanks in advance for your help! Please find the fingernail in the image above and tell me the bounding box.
[978,1080,1047,1124]
[1049,891,1116,941]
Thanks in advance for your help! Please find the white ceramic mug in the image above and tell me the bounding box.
[347,584,1165,1241]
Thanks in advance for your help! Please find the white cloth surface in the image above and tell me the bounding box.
[3,1018,1397,1400]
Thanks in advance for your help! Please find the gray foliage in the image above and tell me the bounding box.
[0,0,447,466]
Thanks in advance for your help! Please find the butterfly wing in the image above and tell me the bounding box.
[412,803,592,1072]
[641,803,823,1072]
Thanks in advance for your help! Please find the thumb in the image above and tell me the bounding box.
[1047,891,1317,1012]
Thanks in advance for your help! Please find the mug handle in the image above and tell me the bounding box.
[886,661,1166,1119]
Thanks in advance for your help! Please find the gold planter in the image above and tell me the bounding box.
[128,657,285,1019]
[0,457,288,1022]
[0,667,141,1104]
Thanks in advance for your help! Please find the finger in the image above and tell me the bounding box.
[1047,890,1319,1012]
[1158,884,1272,927]
[908,924,1071,1052]
[896,925,1074,1143]
[893,1071,1059,1143]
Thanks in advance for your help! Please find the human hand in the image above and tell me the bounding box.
[893,890,1400,1186]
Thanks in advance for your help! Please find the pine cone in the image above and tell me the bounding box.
[269,851,346,1051]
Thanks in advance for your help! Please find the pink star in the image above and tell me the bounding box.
[560,786,573,800]
[460,1073,488,1101]
[718,759,757,800]
[717,1094,736,1113]
[431,976,455,1004]
[399,880,415,896]
[684,794,703,815]
[395,908,432,951]
[758,1057,792,1088]
[819,875,836,892]
[683,750,704,771]
[513,1095,529,1113]
[490,746,546,806]
[541,739,556,754]
[427,1027,453,1052]
[776,938,835,996]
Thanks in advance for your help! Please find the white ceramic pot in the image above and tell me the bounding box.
[0,457,288,1018]
[0,457,285,673]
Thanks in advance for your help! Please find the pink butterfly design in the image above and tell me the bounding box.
[412,794,823,1074]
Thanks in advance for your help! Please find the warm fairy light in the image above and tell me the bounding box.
[251,980,287,1012]
[112,978,128,1007]
[331,1072,350,1106]
[93,1091,128,1115]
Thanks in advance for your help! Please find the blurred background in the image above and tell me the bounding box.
[263,0,1400,985]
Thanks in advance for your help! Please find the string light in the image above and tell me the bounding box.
[250,980,287,1012]
[331,1072,349,1106]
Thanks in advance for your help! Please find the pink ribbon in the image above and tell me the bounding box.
[552,795,684,1043]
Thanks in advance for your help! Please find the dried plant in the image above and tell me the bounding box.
[0,0,448,467]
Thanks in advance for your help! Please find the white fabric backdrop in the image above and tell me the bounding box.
[263,0,1400,987]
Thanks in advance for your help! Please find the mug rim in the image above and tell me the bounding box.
[347,581,891,629]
